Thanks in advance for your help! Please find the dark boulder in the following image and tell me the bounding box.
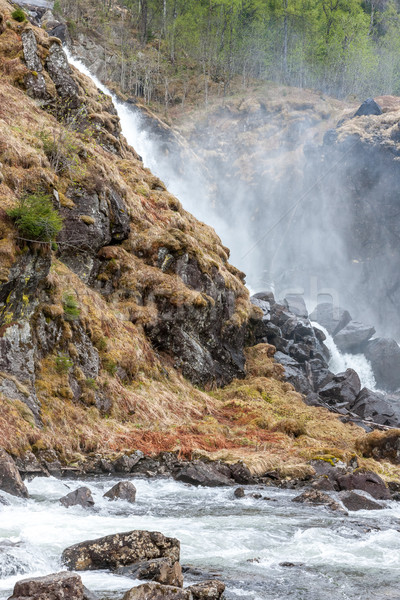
[234,487,245,498]
[339,491,384,511]
[336,471,390,500]
[113,454,141,473]
[116,558,183,587]
[0,450,28,498]
[8,572,90,600]
[103,482,137,503]
[62,530,180,571]
[333,321,375,353]
[364,338,400,392]
[309,303,351,336]
[174,461,233,487]
[229,462,254,484]
[123,583,191,600]
[292,489,346,513]
[188,580,225,600]
[354,98,382,117]
[319,369,361,405]
[59,487,94,508]
[351,387,400,427]
[252,291,275,305]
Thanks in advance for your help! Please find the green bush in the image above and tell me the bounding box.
[62,293,80,321]
[55,354,73,374]
[8,193,63,242]
[11,8,26,21]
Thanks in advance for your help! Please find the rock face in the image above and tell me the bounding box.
[0,450,28,498]
[59,487,95,508]
[339,491,384,511]
[62,530,180,571]
[103,482,136,503]
[364,338,400,392]
[123,583,191,600]
[8,572,86,600]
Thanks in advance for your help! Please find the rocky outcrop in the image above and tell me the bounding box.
[59,487,95,508]
[62,530,180,571]
[0,450,28,498]
[8,572,89,600]
[103,481,136,503]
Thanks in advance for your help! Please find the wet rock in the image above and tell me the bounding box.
[292,489,346,513]
[174,461,233,487]
[0,450,28,498]
[123,583,191,600]
[229,462,254,484]
[339,491,384,511]
[62,530,180,570]
[354,98,382,117]
[59,487,95,508]
[252,291,275,305]
[309,303,351,336]
[279,562,305,568]
[319,369,361,405]
[8,572,89,600]
[333,321,375,353]
[364,338,400,392]
[103,481,136,503]
[14,452,49,479]
[336,471,391,500]
[116,558,183,587]
[234,487,245,498]
[188,580,225,600]
[351,387,400,427]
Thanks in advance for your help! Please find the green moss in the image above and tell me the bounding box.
[62,293,81,321]
[11,8,26,22]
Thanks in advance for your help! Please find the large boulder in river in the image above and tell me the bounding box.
[116,558,183,587]
[0,449,28,498]
[336,471,390,500]
[309,303,351,336]
[174,461,233,486]
[333,321,375,353]
[319,369,361,406]
[339,491,384,511]
[62,530,180,571]
[188,580,225,600]
[59,487,94,508]
[8,572,91,600]
[123,583,191,600]
[364,338,400,392]
[103,481,136,503]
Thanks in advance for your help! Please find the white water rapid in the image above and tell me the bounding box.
[2,476,400,600]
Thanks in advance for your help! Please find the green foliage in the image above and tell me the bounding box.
[62,293,81,321]
[11,8,26,22]
[85,377,98,390]
[55,354,73,374]
[103,358,118,376]
[7,193,63,242]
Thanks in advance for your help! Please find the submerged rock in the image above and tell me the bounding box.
[292,489,346,513]
[103,481,136,503]
[234,487,245,498]
[59,487,94,508]
[0,450,28,498]
[62,530,180,571]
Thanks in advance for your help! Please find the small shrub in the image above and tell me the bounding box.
[85,377,97,390]
[11,8,26,21]
[62,293,81,321]
[8,193,63,242]
[103,358,117,376]
[55,354,73,374]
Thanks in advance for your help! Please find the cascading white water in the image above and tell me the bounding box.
[2,477,400,600]
[311,322,377,390]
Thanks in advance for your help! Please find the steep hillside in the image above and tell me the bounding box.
[1,0,400,482]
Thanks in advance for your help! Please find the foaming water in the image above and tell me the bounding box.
[2,477,400,599]
[311,322,377,389]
